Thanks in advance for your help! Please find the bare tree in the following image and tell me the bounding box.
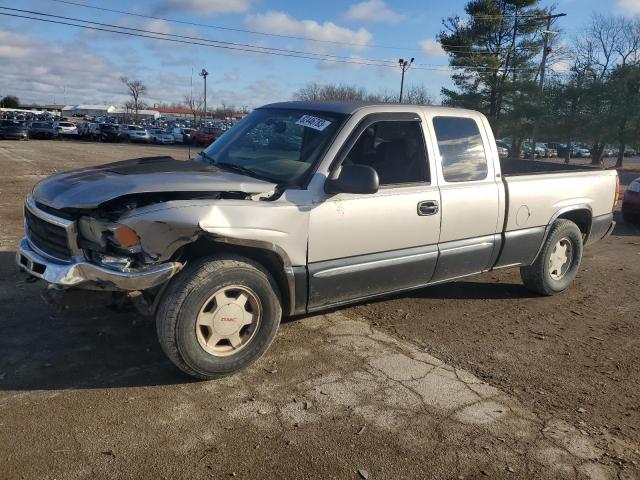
[183,94,204,123]
[402,85,435,105]
[293,82,368,102]
[617,18,640,66]
[293,82,435,104]
[120,76,147,123]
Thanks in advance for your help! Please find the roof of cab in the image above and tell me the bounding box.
[259,100,480,117]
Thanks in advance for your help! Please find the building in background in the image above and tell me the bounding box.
[62,105,117,117]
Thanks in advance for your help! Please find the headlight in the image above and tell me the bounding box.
[628,181,640,193]
[78,217,141,253]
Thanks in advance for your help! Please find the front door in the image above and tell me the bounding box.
[307,114,441,310]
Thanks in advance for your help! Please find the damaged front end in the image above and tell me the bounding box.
[16,195,184,292]
[17,184,277,294]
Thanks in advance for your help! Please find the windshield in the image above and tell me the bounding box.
[202,108,345,185]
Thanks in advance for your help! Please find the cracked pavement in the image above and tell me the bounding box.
[0,308,627,479]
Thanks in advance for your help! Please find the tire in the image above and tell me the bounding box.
[520,219,583,296]
[156,254,282,379]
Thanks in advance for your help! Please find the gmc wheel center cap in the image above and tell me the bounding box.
[212,304,244,336]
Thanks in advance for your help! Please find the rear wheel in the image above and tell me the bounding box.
[156,255,282,379]
[520,219,583,295]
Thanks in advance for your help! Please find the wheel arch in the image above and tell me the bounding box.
[531,205,593,263]
[179,235,302,317]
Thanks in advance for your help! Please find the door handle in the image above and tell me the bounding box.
[417,200,439,216]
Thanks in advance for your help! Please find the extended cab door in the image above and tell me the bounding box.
[307,112,441,310]
[426,114,502,282]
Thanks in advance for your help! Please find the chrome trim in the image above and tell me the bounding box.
[24,195,83,260]
[438,241,493,254]
[16,238,182,291]
[312,251,438,279]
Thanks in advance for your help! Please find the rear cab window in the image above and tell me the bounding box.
[432,116,488,182]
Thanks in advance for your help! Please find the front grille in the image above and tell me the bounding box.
[24,208,72,261]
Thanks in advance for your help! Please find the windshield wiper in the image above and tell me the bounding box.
[215,162,266,180]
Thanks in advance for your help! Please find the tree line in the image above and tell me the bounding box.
[439,2,639,166]
[294,2,639,166]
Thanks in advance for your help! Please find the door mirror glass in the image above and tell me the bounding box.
[325,164,379,194]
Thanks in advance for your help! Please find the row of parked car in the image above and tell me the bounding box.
[494,139,637,159]
[0,118,226,146]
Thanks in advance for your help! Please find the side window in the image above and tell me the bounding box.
[433,116,488,182]
[345,120,429,186]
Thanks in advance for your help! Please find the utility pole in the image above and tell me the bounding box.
[199,68,208,125]
[398,57,414,102]
[530,12,566,160]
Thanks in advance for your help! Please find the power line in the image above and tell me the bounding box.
[0,8,541,73]
[40,0,551,54]
[1,6,399,66]
[43,0,414,51]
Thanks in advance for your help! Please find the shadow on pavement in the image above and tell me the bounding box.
[612,211,640,237]
[0,251,192,391]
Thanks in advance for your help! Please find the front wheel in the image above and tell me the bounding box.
[520,219,583,295]
[156,255,282,379]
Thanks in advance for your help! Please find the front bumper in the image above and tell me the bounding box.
[16,237,182,291]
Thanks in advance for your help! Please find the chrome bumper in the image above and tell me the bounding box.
[16,238,182,291]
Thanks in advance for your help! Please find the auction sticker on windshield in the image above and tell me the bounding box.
[296,115,332,131]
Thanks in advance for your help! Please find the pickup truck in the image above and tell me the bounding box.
[16,102,618,379]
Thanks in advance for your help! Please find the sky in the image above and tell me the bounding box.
[0,0,638,109]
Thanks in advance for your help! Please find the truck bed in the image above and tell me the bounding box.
[499,158,600,176]
[500,165,617,233]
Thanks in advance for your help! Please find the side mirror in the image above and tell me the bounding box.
[325,164,379,195]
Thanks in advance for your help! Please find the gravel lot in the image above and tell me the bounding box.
[0,139,638,479]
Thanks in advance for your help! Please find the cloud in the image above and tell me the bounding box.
[420,39,445,57]
[0,29,286,109]
[0,30,126,105]
[617,0,640,16]
[156,0,251,16]
[344,0,403,23]
[245,11,372,50]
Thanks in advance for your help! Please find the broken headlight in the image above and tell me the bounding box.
[78,217,141,254]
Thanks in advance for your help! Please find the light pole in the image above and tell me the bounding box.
[398,57,414,102]
[199,68,209,125]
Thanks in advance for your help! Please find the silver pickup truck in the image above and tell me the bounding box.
[16,102,618,379]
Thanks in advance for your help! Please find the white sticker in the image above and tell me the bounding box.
[296,114,332,131]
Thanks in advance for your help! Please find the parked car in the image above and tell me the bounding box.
[29,122,58,140]
[192,127,222,146]
[98,123,121,142]
[120,125,151,143]
[574,147,591,158]
[149,129,174,144]
[496,140,509,158]
[622,176,640,223]
[536,143,555,158]
[172,127,193,144]
[16,102,619,379]
[0,120,29,140]
[55,121,79,136]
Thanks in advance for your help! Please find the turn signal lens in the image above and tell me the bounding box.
[614,174,620,210]
[112,225,140,248]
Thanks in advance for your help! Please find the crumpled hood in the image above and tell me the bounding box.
[32,156,277,210]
